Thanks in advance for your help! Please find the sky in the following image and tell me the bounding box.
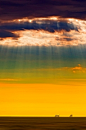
[0,0,86,117]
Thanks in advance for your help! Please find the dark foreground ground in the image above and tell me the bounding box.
[0,117,86,130]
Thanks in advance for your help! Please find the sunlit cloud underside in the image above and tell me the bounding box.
[0,17,86,46]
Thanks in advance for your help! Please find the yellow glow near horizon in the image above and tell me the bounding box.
[0,82,86,116]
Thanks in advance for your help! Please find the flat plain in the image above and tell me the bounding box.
[0,117,86,130]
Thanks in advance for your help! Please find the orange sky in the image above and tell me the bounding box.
[0,82,86,117]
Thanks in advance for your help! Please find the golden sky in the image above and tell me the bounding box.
[0,81,86,117]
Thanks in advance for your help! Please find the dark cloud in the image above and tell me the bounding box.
[63,38,73,41]
[72,0,86,2]
[0,20,79,33]
[0,0,86,21]
[0,1,23,7]
[0,30,19,38]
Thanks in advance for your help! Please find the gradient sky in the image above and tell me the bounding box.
[0,0,86,116]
